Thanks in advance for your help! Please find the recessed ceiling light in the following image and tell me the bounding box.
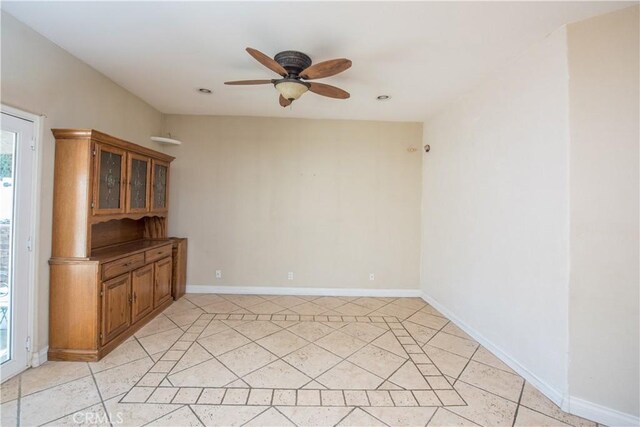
[198,88,212,94]
[376,95,391,100]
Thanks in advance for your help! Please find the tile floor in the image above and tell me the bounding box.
[1,294,600,426]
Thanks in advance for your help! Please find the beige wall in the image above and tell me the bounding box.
[568,5,639,418]
[1,12,164,352]
[163,115,422,292]
[420,27,570,395]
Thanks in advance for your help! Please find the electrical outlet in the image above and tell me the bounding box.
[288,272,294,281]
[215,270,222,279]
[369,273,375,281]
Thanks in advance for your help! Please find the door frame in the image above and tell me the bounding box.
[1,104,43,377]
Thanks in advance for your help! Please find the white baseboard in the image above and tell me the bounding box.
[566,395,639,427]
[421,291,640,427]
[30,346,48,367]
[186,284,422,298]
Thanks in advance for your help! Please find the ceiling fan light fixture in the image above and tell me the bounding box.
[275,80,309,101]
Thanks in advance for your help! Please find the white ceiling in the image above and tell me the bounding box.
[2,1,633,122]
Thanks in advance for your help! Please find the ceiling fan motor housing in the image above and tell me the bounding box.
[274,51,312,76]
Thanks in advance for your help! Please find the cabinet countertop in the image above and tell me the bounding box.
[90,239,172,263]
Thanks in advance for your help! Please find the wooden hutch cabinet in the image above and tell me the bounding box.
[49,129,181,361]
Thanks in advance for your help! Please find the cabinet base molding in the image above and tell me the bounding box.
[48,298,172,362]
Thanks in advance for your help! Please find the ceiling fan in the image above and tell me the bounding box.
[225,48,352,107]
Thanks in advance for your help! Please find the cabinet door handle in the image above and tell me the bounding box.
[132,292,137,303]
[128,294,132,305]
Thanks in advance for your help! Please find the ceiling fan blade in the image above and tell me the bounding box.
[246,47,288,77]
[279,95,292,107]
[224,79,273,85]
[300,58,352,80]
[224,80,273,85]
[308,82,350,99]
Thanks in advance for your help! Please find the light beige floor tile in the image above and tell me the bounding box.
[340,322,387,342]
[392,298,427,310]
[42,402,110,426]
[348,344,406,378]
[138,328,183,355]
[352,297,390,310]
[316,361,384,389]
[163,298,198,314]
[232,320,282,340]
[458,360,523,402]
[428,408,479,426]
[367,390,394,406]
[363,407,438,426]
[256,330,309,357]
[1,399,18,426]
[88,339,148,373]
[471,347,516,374]
[201,300,243,314]
[218,342,278,377]
[390,390,419,406]
[105,394,182,427]
[20,361,91,396]
[514,405,573,426]
[243,360,311,389]
[440,323,473,341]
[449,381,517,426]
[248,301,288,314]
[520,382,596,427]
[291,302,331,315]
[378,381,403,390]
[247,388,273,405]
[198,320,230,339]
[421,305,446,318]
[148,387,179,403]
[20,376,101,426]
[169,358,238,387]
[303,380,328,390]
[273,389,297,405]
[150,360,176,373]
[373,304,418,320]
[278,406,352,426]
[148,406,204,426]
[222,388,249,404]
[0,376,19,403]
[198,388,225,404]
[166,308,204,327]
[424,345,470,377]
[435,389,466,405]
[344,390,369,406]
[191,405,269,426]
[197,328,251,356]
[94,356,154,399]
[406,312,449,329]
[283,343,342,377]
[316,330,367,358]
[321,390,346,406]
[287,321,335,341]
[222,295,267,308]
[313,297,349,309]
[298,389,321,406]
[403,321,438,345]
[388,360,431,389]
[332,303,374,316]
[429,332,478,358]
[370,331,408,358]
[338,408,387,426]
[122,386,155,402]
[270,295,307,308]
[135,315,179,338]
[170,342,212,374]
[184,293,227,307]
[172,387,202,404]
[414,390,441,406]
[244,407,295,426]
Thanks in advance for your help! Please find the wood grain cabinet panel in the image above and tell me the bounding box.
[101,273,131,345]
[131,264,154,324]
[154,257,173,307]
[49,129,181,362]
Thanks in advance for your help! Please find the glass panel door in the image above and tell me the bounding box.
[0,111,34,381]
[126,154,150,213]
[93,144,126,215]
[151,160,169,212]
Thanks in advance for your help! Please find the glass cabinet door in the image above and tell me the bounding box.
[151,160,169,212]
[126,154,150,213]
[94,144,126,215]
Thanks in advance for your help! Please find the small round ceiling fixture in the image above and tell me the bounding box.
[198,88,212,94]
[376,95,391,101]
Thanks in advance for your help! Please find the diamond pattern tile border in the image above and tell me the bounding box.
[120,313,467,407]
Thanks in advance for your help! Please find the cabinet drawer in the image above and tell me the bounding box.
[145,244,172,263]
[102,253,145,280]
